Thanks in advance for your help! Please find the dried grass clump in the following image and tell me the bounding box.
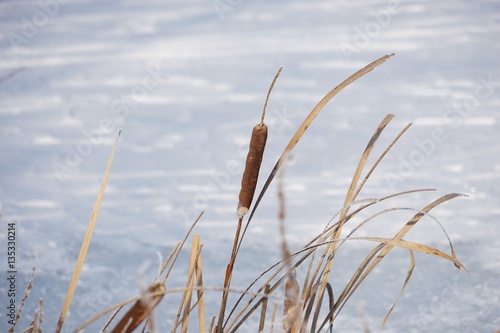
[11,53,468,333]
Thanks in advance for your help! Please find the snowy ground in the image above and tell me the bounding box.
[1,0,499,332]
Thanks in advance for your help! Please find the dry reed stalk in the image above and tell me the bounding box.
[208,316,216,333]
[55,130,121,333]
[195,240,207,333]
[178,235,203,333]
[27,299,43,333]
[8,261,37,333]
[258,284,270,332]
[270,303,277,333]
[109,282,165,333]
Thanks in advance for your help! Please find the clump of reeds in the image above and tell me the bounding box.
[11,53,468,333]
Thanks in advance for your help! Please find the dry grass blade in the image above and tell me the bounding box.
[27,299,43,333]
[382,249,415,328]
[326,282,334,333]
[317,194,466,331]
[55,130,121,333]
[109,282,165,333]
[352,237,465,267]
[178,235,203,333]
[162,211,205,284]
[310,114,395,332]
[341,114,395,217]
[352,122,413,199]
[299,282,319,333]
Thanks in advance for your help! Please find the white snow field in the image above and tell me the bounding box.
[1,0,499,332]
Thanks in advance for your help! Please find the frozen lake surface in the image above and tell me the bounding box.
[1,0,499,332]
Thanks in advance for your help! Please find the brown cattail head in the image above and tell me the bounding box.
[237,123,268,218]
[110,282,165,333]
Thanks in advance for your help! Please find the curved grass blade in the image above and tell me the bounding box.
[382,249,415,328]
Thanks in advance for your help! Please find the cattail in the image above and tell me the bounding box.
[237,123,268,218]
[110,282,165,333]
[283,269,300,333]
[237,66,283,218]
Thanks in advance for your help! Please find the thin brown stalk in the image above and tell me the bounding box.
[261,65,284,125]
[216,217,243,333]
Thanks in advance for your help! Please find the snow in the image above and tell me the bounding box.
[1,0,499,332]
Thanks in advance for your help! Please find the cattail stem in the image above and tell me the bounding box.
[261,65,284,125]
[219,66,284,332]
